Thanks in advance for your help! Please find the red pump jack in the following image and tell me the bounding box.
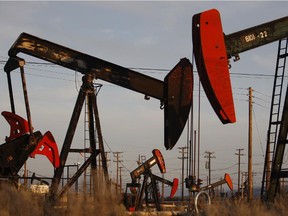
[0,110,60,180]
[192,8,288,202]
[192,9,288,124]
[124,149,178,212]
[0,57,60,180]
[186,173,233,193]
[199,173,233,193]
[0,55,60,182]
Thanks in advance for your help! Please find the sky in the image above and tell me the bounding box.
[0,1,288,197]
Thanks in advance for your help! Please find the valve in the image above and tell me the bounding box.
[185,175,198,192]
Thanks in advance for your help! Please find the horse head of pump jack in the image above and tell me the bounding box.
[192,8,288,124]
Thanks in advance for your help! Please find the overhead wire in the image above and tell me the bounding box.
[102,137,131,173]
[0,59,282,78]
[1,60,276,108]
[253,89,272,98]
[252,107,265,158]
[0,57,281,181]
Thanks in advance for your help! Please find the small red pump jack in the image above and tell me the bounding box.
[0,111,60,178]
[124,149,178,212]
[199,173,233,192]
[185,173,233,213]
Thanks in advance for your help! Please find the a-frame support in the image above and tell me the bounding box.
[50,72,108,200]
[135,170,161,211]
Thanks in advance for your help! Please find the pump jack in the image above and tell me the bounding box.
[124,149,178,211]
[192,9,288,124]
[185,173,233,213]
[0,58,60,177]
[2,33,192,200]
[2,8,287,205]
[0,106,60,180]
[192,9,288,201]
[198,173,233,193]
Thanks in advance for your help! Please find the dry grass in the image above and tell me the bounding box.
[0,181,287,216]
[202,198,288,216]
[0,182,126,216]
[0,183,45,216]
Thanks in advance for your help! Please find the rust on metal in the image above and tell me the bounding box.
[164,58,193,149]
[152,149,166,173]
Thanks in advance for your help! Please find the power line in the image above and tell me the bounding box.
[252,107,265,158]
[253,102,269,110]
[0,60,282,78]
[253,89,272,98]
[253,95,270,104]
[210,163,238,172]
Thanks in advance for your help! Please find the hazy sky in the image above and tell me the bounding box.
[0,1,287,196]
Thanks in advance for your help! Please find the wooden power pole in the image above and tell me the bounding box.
[119,166,123,193]
[113,151,123,194]
[248,87,253,201]
[178,146,188,202]
[204,151,215,186]
[235,148,244,194]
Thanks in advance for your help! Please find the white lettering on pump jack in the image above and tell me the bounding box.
[245,34,256,42]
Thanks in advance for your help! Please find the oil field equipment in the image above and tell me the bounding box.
[192,8,288,202]
[0,111,60,179]
[2,33,192,201]
[185,173,233,213]
[1,7,288,208]
[192,9,288,124]
[124,149,178,211]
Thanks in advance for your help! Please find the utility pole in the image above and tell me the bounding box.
[113,151,123,194]
[105,151,111,167]
[193,130,197,178]
[197,78,201,182]
[99,151,111,170]
[178,146,188,202]
[98,151,111,184]
[241,172,245,199]
[162,173,165,202]
[204,151,215,186]
[119,166,123,194]
[248,87,253,201]
[235,148,244,195]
